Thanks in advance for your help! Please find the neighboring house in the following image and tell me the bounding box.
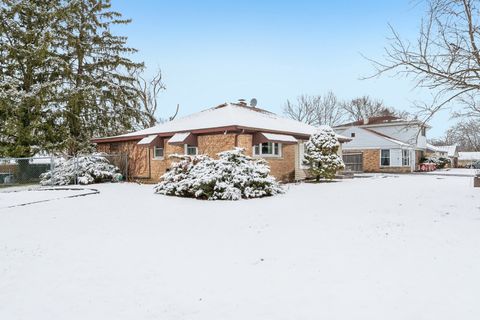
[458,152,480,168]
[334,116,429,173]
[92,101,351,182]
[426,144,459,167]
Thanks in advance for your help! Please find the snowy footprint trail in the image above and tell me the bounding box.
[0,187,99,209]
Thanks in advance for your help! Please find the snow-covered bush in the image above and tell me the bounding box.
[421,156,451,169]
[154,148,284,200]
[40,153,122,186]
[303,126,345,181]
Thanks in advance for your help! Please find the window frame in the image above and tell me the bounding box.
[402,149,410,166]
[153,146,164,159]
[184,144,198,156]
[380,149,391,167]
[253,142,282,158]
[110,142,120,153]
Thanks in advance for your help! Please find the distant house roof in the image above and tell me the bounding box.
[426,143,442,153]
[335,115,430,129]
[361,128,410,147]
[434,145,458,157]
[459,152,480,161]
[337,115,402,127]
[92,102,352,143]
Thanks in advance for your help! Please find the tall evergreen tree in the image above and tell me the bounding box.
[303,126,345,181]
[0,0,145,156]
[0,0,65,157]
[60,0,144,154]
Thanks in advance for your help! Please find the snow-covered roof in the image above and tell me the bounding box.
[434,145,458,157]
[459,152,480,161]
[137,135,158,145]
[167,132,191,144]
[94,103,351,142]
[426,143,446,153]
[260,133,298,143]
[362,128,410,147]
[335,116,431,129]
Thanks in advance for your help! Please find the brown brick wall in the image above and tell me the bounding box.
[265,144,296,182]
[237,134,253,156]
[362,149,380,172]
[198,134,236,158]
[96,133,298,183]
[345,149,412,173]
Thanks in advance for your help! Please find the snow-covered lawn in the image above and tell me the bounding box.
[421,168,478,176]
[0,175,479,319]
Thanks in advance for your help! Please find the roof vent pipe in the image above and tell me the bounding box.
[237,99,247,106]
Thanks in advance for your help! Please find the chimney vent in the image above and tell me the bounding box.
[237,99,247,106]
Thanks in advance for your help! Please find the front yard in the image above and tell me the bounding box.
[0,174,479,319]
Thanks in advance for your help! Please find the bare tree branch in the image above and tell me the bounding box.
[130,67,166,128]
[364,0,480,120]
[283,92,346,126]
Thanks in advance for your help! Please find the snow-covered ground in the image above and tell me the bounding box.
[0,175,479,319]
[0,187,97,208]
[420,168,478,176]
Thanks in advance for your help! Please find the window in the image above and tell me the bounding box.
[402,149,410,166]
[351,132,356,138]
[185,145,198,156]
[153,146,164,159]
[253,142,281,157]
[381,149,390,166]
[421,127,426,137]
[110,143,120,153]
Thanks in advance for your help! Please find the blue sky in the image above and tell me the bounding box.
[112,0,453,138]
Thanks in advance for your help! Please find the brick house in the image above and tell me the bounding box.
[334,116,429,173]
[92,102,351,182]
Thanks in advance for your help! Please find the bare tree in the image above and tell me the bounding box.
[445,119,480,151]
[314,92,346,126]
[366,0,480,122]
[283,92,346,126]
[130,68,179,128]
[341,96,396,121]
[283,94,318,125]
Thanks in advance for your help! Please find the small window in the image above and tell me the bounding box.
[185,145,198,156]
[421,127,426,136]
[110,143,120,153]
[253,142,281,157]
[153,146,164,159]
[402,149,410,166]
[351,132,355,138]
[381,149,390,166]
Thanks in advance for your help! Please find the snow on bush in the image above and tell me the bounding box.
[422,156,451,169]
[40,153,122,186]
[154,148,284,200]
[303,126,345,181]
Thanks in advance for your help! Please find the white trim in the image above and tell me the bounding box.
[260,132,297,143]
[298,141,309,169]
[380,149,391,167]
[253,142,282,158]
[153,146,164,160]
[184,144,198,156]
